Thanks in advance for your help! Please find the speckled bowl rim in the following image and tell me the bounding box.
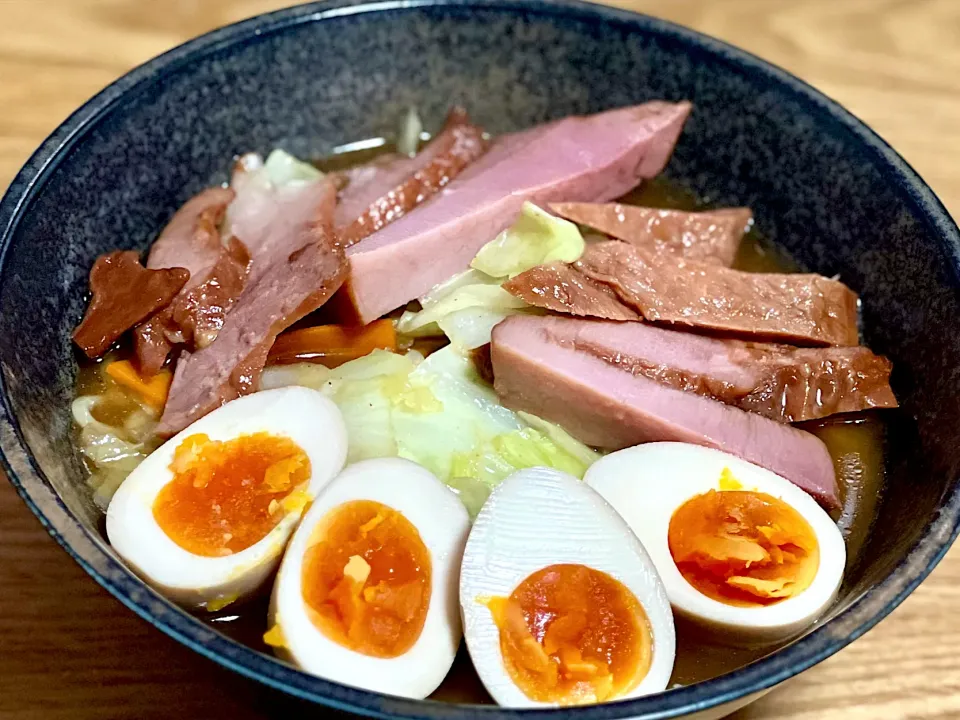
[1,1,959,718]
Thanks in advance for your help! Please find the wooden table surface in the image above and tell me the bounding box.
[2,1,959,718]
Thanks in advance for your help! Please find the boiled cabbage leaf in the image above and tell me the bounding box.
[470,201,584,278]
[396,203,582,349]
[263,149,324,186]
[262,346,598,517]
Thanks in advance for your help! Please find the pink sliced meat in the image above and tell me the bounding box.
[502,262,639,321]
[549,203,752,266]
[331,153,403,194]
[334,107,487,246]
[146,187,235,274]
[165,237,249,350]
[157,176,346,435]
[226,156,334,283]
[526,315,896,423]
[339,101,693,324]
[576,241,860,346]
[490,315,840,508]
[134,187,249,376]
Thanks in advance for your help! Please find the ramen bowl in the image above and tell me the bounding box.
[1,1,958,718]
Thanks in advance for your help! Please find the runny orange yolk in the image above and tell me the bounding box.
[300,500,431,658]
[668,489,820,606]
[482,564,652,705]
[152,432,311,557]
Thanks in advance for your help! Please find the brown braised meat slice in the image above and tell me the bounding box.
[334,107,488,247]
[134,187,249,376]
[156,177,346,435]
[73,251,188,358]
[502,262,639,321]
[526,315,895,424]
[549,203,752,266]
[576,241,860,346]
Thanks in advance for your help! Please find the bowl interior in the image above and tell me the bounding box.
[2,1,959,717]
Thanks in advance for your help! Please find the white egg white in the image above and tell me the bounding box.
[584,442,846,645]
[459,467,676,708]
[270,457,470,699]
[106,387,347,610]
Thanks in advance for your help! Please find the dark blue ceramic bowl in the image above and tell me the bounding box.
[2,1,959,717]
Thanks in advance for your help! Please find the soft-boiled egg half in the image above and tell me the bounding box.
[460,467,676,708]
[106,387,347,610]
[585,443,845,645]
[268,457,470,699]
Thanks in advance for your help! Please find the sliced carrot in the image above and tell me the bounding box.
[105,360,171,411]
[268,320,398,367]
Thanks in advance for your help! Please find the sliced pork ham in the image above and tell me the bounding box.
[574,241,860,346]
[226,155,332,279]
[331,153,402,193]
[490,315,840,508]
[549,203,751,266]
[145,187,235,272]
[73,251,189,359]
[334,108,487,246]
[157,175,346,435]
[338,101,693,324]
[134,187,249,376]
[165,237,248,347]
[524,315,896,423]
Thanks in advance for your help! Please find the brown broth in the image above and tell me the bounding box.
[75,352,153,436]
[71,150,886,704]
[621,178,798,274]
[315,138,395,173]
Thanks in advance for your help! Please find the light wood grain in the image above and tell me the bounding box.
[1,1,958,718]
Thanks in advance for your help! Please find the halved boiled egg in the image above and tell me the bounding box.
[268,457,470,699]
[460,467,675,708]
[585,443,845,645]
[106,387,347,610]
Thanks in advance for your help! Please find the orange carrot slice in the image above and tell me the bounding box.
[105,360,171,411]
[268,320,398,367]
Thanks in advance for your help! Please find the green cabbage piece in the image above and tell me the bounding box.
[443,476,492,521]
[395,269,531,349]
[72,392,160,509]
[391,347,521,481]
[422,269,499,306]
[395,269,509,339]
[396,203,582,349]
[395,269,499,339]
[264,350,422,464]
[396,284,526,340]
[334,375,399,463]
[517,411,602,468]
[262,347,598,516]
[470,201,585,278]
[259,363,331,391]
[397,107,423,157]
[263,149,324,186]
[436,306,517,350]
